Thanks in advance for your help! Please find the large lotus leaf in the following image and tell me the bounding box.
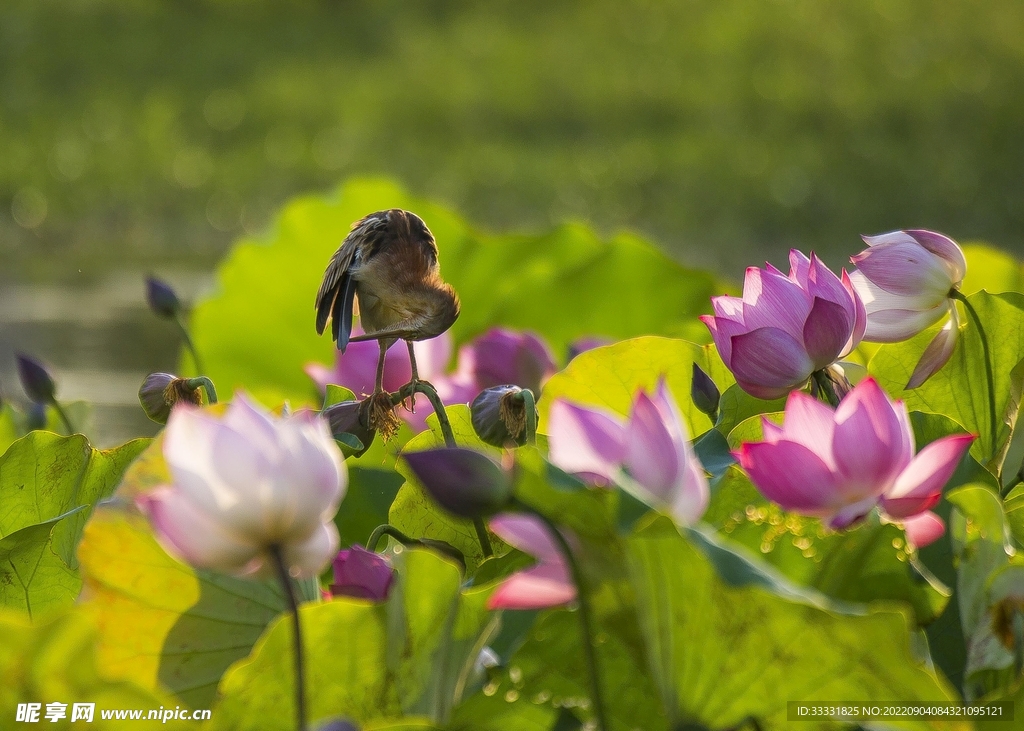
[450,608,667,731]
[189,179,723,405]
[211,548,492,729]
[77,508,306,710]
[961,243,1024,296]
[946,484,1022,700]
[0,509,84,617]
[708,411,988,627]
[537,336,733,436]
[0,431,148,571]
[0,609,193,730]
[390,406,505,572]
[869,291,1024,469]
[704,467,948,626]
[627,523,965,730]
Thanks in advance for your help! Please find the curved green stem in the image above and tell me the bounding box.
[392,380,456,448]
[368,524,413,552]
[184,376,218,404]
[50,399,75,435]
[951,290,998,449]
[514,501,608,731]
[174,315,204,375]
[391,379,493,558]
[367,523,466,565]
[269,545,306,731]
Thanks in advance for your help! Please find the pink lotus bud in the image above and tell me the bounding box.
[330,546,394,601]
[547,380,709,527]
[486,514,576,610]
[136,393,345,578]
[700,251,866,400]
[849,230,965,343]
[455,328,557,394]
[735,378,973,530]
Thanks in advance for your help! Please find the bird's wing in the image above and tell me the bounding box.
[315,213,389,350]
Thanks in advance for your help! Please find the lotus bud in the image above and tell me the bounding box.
[146,275,182,319]
[138,373,204,424]
[329,546,394,601]
[321,399,376,456]
[690,363,720,419]
[403,447,512,519]
[16,353,56,404]
[471,385,536,448]
[568,336,612,361]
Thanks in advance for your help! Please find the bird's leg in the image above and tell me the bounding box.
[368,338,401,440]
[407,340,420,384]
[405,340,421,412]
[374,339,388,395]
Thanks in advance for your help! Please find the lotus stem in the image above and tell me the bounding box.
[951,290,997,454]
[391,379,493,558]
[269,545,306,731]
[174,315,204,375]
[184,376,218,404]
[517,503,608,731]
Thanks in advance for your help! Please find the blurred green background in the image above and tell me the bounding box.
[3,0,1023,280]
[1,0,1022,443]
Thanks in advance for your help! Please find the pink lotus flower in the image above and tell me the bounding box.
[547,380,709,527]
[849,230,966,388]
[137,393,345,578]
[330,546,394,601]
[700,251,866,400]
[486,514,575,610]
[452,328,558,394]
[735,378,973,542]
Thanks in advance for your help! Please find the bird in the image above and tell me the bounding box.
[315,209,460,398]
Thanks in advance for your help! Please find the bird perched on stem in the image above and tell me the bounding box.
[315,209,460,433]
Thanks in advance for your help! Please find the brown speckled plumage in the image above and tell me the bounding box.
[315,209,460,351]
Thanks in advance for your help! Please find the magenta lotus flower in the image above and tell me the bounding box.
[137,393,345,578]
[486,514,575,610]
[330,546,394,601]
[453,328,557,394]
[849,230,966,388]
[735,378,974,531]
[547,380,709,527]
[700,251,866,400]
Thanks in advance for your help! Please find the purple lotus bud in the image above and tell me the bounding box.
[471,385,535,448]
[690,363,720,418]
[329,546,394,601]
[26,401,47,431]
[138,372,203,424]
[460,328,557,394]
[16,353,56,403]
[321,399,376,455]
[568,336,612,361]
[146,275,181,319]
[403,447,512,518]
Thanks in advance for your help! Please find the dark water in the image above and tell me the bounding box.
[0,271,212,447]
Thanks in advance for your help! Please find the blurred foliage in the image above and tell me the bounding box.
[2,0,1023,282]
